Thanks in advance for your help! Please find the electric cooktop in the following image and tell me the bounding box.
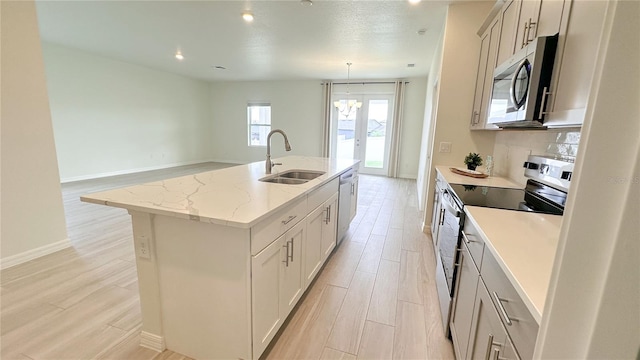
[447,181,566,215]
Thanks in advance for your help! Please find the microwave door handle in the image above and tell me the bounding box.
[510,58,529,110]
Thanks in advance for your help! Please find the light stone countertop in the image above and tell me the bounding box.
[81,156,359,228]
[436,165,522,188]
[464,206,562,323]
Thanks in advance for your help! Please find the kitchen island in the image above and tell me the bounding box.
[81,156,360,359]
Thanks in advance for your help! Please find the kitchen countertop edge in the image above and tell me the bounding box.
[80,156,360,229]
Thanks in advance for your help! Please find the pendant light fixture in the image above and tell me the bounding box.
[334,62,362,116]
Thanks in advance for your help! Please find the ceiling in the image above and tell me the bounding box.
[35,0,451,82]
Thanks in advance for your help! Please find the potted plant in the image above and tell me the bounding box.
[464,153,483,171]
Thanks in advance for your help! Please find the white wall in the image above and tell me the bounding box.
[42,42,213,182]
[417,37,443,211]
[209,81,323,164]
[397,77,427,179]
[419,1,497,219]
[1,1,69,265]
[536,1,640,357]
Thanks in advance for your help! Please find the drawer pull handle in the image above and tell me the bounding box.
[288,239,294,262]
[462,231,476,244]
[281,215,297,225]
[492,291,517,326]
[484,334,494,360]
[282,242,290,267]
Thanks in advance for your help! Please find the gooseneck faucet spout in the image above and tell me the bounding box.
[266,129,292,174]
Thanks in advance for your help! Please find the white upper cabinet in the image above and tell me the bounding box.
[496,0,520,66]
[545,0,608,127]
[470,16,501,131]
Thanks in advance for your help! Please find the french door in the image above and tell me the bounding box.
[331,94,394,176]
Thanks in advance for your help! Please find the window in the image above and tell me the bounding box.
[248,103,271,146]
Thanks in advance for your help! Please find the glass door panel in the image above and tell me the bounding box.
[331,94,393,176]
[363,99,389,170]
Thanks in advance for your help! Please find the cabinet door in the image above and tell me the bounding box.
[515,0,542,52]
[349,176,359,221]
[251,235,284,358]
[496,0,520,66]
[450,244,480,360]
[467,280,508,360]
[546,0,606,127]
[470,29,491,129]
[480,17,502,130]
[280,220,305,319]
[536,0,565,37]
[304,204,325,289]
[321,194,338,261]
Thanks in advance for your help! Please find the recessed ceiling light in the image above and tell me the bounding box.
[242,13,254,22]
[175,50,184,61]
[409,0,421,3]
[300,0,313,6]
[212,65,227,70]
[417,28,428,35]
[407,64,416,68]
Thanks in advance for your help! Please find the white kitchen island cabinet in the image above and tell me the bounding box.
[81,156,359,360]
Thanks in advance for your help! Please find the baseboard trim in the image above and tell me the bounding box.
[140,331,165,352]
[60,159,224,183]
[1,238,71,270]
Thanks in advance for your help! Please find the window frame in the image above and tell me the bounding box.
[247,102,272,147]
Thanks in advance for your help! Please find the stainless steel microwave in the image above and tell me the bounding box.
[487,34,558,128]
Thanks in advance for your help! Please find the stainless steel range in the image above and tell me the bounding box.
[435,155,574,335]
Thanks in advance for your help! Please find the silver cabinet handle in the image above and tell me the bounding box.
[471,110,480,125]
[521,22,529,49]
[527,18,537,44]
[282,241,290,267]
[325,205,331,224]
[288,239,294,262]
[462,231,476,244]
[538,86,551,119]
[492,291,517,325]
[351,183,355,195]
[484,334,494,360]
[281,215,297,225]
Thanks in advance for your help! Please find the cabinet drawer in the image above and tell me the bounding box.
[461,215,485,271]
[308,177,339,212]
[251,196,307,256]
[481,249,538,359]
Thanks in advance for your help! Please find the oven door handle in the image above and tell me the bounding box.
[441,195,460,218]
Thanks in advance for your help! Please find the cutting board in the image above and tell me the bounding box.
[450,167,489,178]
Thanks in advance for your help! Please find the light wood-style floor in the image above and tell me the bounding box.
[1,163,453,360]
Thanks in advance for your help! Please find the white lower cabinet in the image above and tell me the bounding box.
[252,216,305,359]
[320,193,338,262]
[251,177,343,359]
[304,192,338,289]
[450,243,479,360]
[467,280,510,360]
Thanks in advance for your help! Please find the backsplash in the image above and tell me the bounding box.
[489,129,581,186]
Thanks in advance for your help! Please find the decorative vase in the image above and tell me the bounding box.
[467,164,477,171]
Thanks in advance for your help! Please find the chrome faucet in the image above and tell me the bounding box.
[266,129,292,174]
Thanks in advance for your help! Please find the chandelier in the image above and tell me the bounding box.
[334,62,362,116]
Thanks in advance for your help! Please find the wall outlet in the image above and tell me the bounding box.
[439,142,452,153]
[137,235,151,259]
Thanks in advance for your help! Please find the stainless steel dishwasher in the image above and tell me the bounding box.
[337,169,353,244]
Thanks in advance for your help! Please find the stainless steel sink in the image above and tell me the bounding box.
[278,170,325,180]
[259,170,326,185]
[260,177,308,185]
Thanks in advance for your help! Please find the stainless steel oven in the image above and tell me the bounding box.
[434,187,463,334]
[435,155,574,338]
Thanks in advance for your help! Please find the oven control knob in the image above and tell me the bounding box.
[561,171,572,181]
[540,164,550,174]
[523,161,539,170]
